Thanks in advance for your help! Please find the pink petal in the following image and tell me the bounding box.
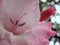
[38,22,52,28]
[23,22,56,45]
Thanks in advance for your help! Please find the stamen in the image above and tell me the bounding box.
[15,20,18,25]
[10,19,14,24]
[18,22,26,26]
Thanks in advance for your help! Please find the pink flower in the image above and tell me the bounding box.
[0,0,56,45]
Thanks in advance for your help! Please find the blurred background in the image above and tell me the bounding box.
[39,0,60,45]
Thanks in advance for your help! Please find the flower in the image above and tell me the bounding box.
[0,0,56,45]
[40,6,55,21]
